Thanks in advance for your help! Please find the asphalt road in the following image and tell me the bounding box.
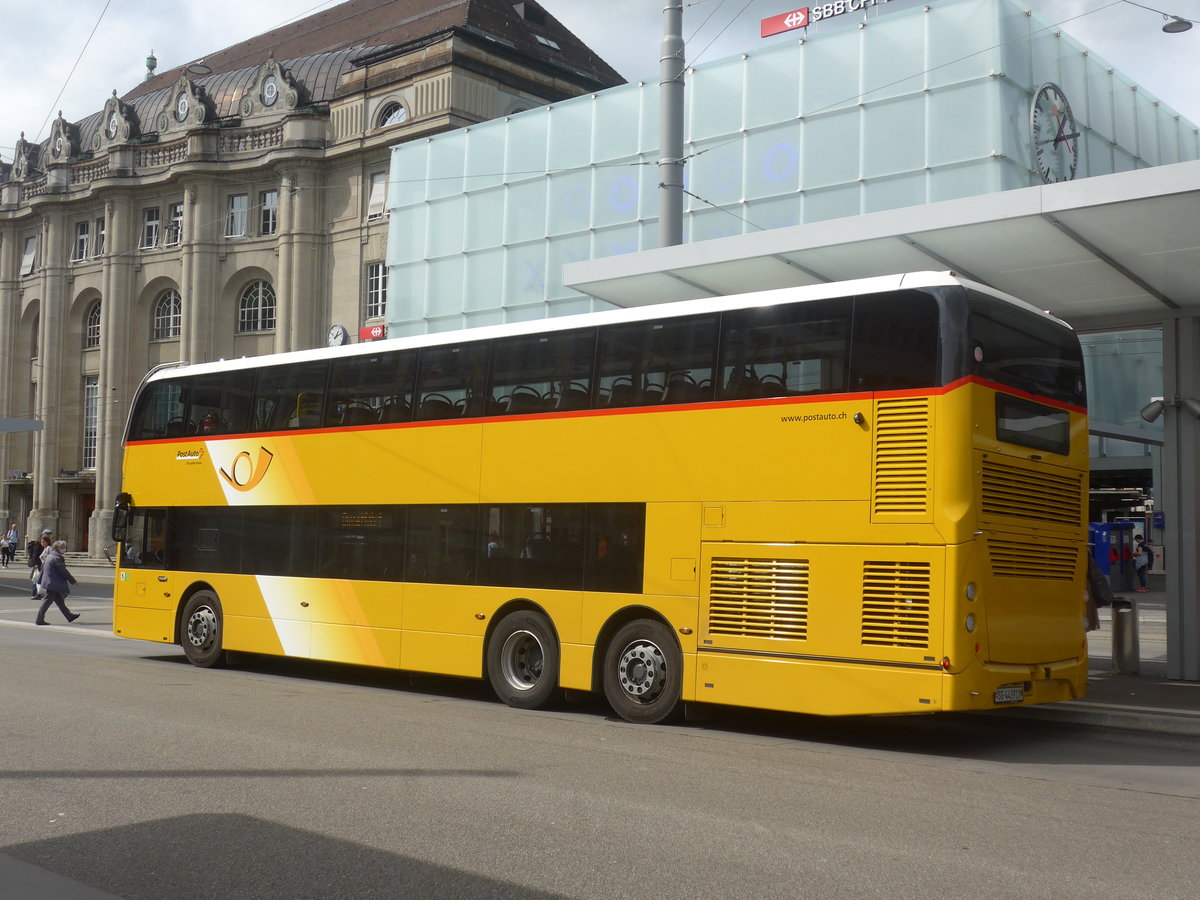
[1,574,1197,899]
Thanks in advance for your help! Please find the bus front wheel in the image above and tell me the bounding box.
[487,610,560,710]
[181,591,224,668]
[602,619,682,724]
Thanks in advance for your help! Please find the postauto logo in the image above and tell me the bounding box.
[760,0,893,37]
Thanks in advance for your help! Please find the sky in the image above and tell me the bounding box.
[1,0,1197,162]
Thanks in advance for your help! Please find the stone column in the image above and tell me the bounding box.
[187,180,221,364]
[90,198,133,554]
[286,164,325,352]
[0,219,20,526]
[276,169,295,353]
[31,211,67,535]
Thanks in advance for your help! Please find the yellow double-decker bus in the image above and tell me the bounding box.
[112,272,1090,723]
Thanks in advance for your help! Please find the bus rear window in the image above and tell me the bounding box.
[996,394,1070,455]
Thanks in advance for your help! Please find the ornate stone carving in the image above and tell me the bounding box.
[48,112,81,163]
[243,54,303,118]
[10,132,36,180]
[158,76,211,135]
[98,91,139,149]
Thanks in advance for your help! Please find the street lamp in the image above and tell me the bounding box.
[1140,396,1200,422]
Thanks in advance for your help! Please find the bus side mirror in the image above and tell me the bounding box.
[112,500,131,543]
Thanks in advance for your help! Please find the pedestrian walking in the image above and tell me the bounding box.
[0,530,10,568]
[35,539,80,625]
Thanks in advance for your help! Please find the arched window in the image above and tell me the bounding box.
[153,289,182,340]
[84,301,102,349]
[377,102,408,128]
[238,280,276,333]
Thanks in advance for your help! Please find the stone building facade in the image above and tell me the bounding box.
[0,0,621,555]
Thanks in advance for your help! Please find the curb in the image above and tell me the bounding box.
[996,700,1200,737]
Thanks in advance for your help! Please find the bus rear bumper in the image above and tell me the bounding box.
[943,657,1087,711]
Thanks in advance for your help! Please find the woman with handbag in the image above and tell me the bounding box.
[35,539,79,625]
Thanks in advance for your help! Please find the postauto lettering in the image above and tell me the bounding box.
[809,0,891,24]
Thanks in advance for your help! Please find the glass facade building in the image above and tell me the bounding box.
[386,0,1198,336]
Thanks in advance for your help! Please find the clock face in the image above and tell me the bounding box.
[175,92,190,122]
[54,137,63,156]
[108,113,119,138]
[262,76,278,107]
[1030,83,1079,184]
[327,325,348,347]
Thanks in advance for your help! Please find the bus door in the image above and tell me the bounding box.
[115,508,173,610]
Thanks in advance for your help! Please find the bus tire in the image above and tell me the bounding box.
[180,591,225,668]
[602,619,682,724]
[487,610,560,710]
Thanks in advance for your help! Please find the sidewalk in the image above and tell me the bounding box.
[999,583,1200,736]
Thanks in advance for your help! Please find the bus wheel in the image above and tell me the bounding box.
[487,610,560,710]
[181,591,224,668]
[603,619,682,724]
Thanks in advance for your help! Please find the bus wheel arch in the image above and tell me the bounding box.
[178,585,225,668]
[595,609,683,725]
[484,602,561,710]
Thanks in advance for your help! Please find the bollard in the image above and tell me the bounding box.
[1111,597,1140,675]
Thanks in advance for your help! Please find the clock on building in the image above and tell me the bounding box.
[327,324,349,346]
[262,75,279,107]
[175,91,190,122]
[1030,82,1079,184]
[107,112,120,139]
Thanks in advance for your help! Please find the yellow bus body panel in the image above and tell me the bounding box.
[115,378,1089,718]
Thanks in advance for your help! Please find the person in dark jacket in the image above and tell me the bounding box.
[27,528,52,599]
[36,539,79,625]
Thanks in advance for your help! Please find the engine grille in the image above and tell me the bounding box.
[861,561,931,648]
[707,558,809,640]
[981,458,1083,527]
[990,538,1079,581]
[872,398,931,520]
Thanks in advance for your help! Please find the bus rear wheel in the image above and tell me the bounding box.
[181,591,224,668]
[487,610,560,710]
[602,619,682,724]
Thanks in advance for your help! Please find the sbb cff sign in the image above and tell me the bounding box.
[360,324,386,341]
[761,0,893,37]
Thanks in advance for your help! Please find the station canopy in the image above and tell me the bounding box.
[564,159,1200,331]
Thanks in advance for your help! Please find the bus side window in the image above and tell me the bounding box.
[849,290,940,390]
[252,361,329,431]
[415,344,490,421]
[719,299,851,400]
[189,370,256,436]
[326,350,415,427]
[585,503,645,593]
[597,315,718,409]
[407,506,476,584]
[489,329,595,416]
[121,508,167,568]
[128,381,189,440]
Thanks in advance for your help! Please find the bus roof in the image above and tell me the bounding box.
[145,271,1069,383]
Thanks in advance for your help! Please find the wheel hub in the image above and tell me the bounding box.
[500,629,544,692]
[617,641,666,700]
[187,607,217,650]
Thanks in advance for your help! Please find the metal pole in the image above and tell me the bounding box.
[659,1,685,248]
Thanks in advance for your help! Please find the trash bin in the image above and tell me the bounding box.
[1111,597,1140,675]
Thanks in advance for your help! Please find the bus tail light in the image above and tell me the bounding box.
[941,657,951,670]
[965,613,976,633]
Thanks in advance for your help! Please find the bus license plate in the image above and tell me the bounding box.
[994,685,1024,705]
